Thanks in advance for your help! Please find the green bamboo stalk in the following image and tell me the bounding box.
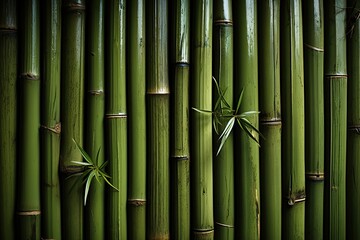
[172,0,191,239]
[60,1,85,239]
[191,1,213,239]
[85,0,105,239]
[303,0,325,239]
[323,0,347,239]
[0,0,17,239]
[127,0,147,238]
[233,1,260,239]
[213,0,234,239]
[41,0,62,239]
[347,1,360,238]
[105,0,127,239]
[280,0,305,239]
[146,0,170,238]
[258,0,282,239]
[17,0,41,238]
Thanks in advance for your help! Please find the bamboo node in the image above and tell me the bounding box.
[105,113,127,119]
[215,222,234,228]
[325,74,348,79]
[192,229,214,238]
[128,199,146,206]
[171,155,189,161]
[214,20,233,26]
[40,122,61,134]
[20,73,39,81]
[287,193,306,206]
[260,119,282,126]
[348,124,360,134]
[175,62,190,67]
[63,3,86,12]
[0,28,17,33]
[88,89,104,95]
[17,210,41,216]
[305,172,324,181]
[304,43,324,52]
[146,90,170,95]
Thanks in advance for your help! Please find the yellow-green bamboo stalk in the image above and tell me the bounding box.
[303,0,324,239]
[127,0,147,239]
[0,0,17,239]
[105,0,127,239]
[192,1,213,239]
[323,0,347,239]
[41,0,62,239]
[17,0,41,238]
[146,0,170,238]
[233,1,260,239]
[280,0,306,239]
[60,1,85,239]
[258,0,281,239]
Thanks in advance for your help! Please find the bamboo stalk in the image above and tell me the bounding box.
[258,0,282,239]
[347,1,360,238]
[233,1,260,239]
[84,0,105,239]
[191,1,214,239]
[171,0,191,239]
[213,0,234,239]
[323,0,347,239]
[303,0,325,239]
[17,0,41,238]
[0,0,17,239]
[60,1,85,239]
[280,0,306,239]
[127,0,147,238]
[146,0,170,239]
[105,0,127,239]
[41,0,62,239]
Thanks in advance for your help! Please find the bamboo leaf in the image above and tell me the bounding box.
[71,161,92,166]
[84,171,96,206]
[235,88,245,114]
[217,117,235,155]
[192,107,213,114]
[72,138,93,164]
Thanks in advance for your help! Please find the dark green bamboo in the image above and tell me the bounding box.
[172,0,191,239]
[258,0,282,239]
[0,0,17,239]
[303,0,325,239]
[41,0,62,239]
[347,1,360,238]
[213,0,234,239]
[85,0,105,239]
[105,0,127,239]
[191,1,213,239]
[60,1,85,239]
[127,0,147,238]
[323,0,347,239]
[17,0,41,238]
[233,1,260,239]
[146,0,170,239]
[280,0,306,239]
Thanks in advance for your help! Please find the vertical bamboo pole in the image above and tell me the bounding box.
[258,0,282,239]
[280,0,306,239]
[172,0,191,239]
[17,0,41,238]
[192,1,213,239]
[105,0,127,239]
[303,0,325,239]
[127,0,147,239]
[233,1,260,239]
[60,1,85,239]
[323,0,347,239]
[213,0,234,239]
[0,0,17,239]
[146,0,170,238]
[347,1,360,238]
[41,0,62,239]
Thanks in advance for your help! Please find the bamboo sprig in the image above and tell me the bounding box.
[69,139,119,206]
[193,77,261,155]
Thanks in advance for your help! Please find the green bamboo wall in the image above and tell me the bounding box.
[0,0,359,239]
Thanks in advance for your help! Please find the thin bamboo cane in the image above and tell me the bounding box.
[347,1,360,238]
[0,0,17,239]
[258,0,282,239]
[146,0,170,239]
[41,0,62,239]
[191,1,214,239]
[303,0,325,239]
[280,0,306,239]
[127,0,147,238]
[172,0,191,239]
[233,1,260,239]
[323,0,347,239]
[85,0,105,239]
[60,1,85,239]
[105,0,127,239]
[213,0,234,239]
[17,0,41,238]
